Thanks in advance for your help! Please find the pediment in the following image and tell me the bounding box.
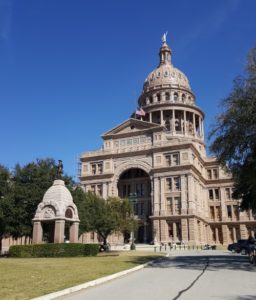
[102,118,162,138]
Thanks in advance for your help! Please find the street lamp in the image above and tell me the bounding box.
[128,192,137,250]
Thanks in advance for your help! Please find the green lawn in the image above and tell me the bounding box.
[0,251,162,300]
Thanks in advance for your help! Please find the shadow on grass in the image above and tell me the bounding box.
[141,255,256,272]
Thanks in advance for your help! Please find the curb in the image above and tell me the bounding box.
[32,256,165,300]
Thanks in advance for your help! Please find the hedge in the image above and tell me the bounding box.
[9,243,99,258]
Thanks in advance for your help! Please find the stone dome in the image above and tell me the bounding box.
[143,64,191,92]
[33,179,79,222]
[43,180,73,204]
[143,41,191,93]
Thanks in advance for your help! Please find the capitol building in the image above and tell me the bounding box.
[80,37,256,246]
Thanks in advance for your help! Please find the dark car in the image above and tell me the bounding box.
[227,239,256,255]
[248,242,256,264]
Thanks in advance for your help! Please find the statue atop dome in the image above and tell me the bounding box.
[161,31,168,43]
[56,159,63,179]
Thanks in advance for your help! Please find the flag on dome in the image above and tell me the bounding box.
[135,107,146,117]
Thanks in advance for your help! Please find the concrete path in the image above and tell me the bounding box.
[57,251,256,300]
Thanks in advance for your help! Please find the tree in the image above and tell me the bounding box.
[209,48,256,212]
[73,191,137,247]
[0,158,73,242]
[0,165,13,252]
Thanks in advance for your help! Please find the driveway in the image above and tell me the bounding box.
[57,251,256,300]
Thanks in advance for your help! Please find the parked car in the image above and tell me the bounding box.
[248,242,256,265]
[227,239,256,255]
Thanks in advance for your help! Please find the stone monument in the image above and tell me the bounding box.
[32,161,80,244]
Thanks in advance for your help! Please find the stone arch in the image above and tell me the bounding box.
[112,161,152,191]
[114,162,153,243]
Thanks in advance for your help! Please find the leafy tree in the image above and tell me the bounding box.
[73,191,137,247]
[72,187,91,235]
[209,48,256,211]
[0,159,73,242]
[0,165,13,251]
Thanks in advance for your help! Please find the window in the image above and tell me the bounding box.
[225,188,232,200]
[233,205,239,220]
[165,153,180,166]
[214,189,219,200]
[208,189,214,200]
[210,206,215,220]
[206,168,219,179]
[97,185,102,196]
[157,94,161,102]
[213,169,218,179]
[208,188,220,200]
[174,177,180,191]
[140,202,145,215]
[173,154,179,165]
[216,206,221,220]
[91,162,103,175]
[173,93,178,101]
[166,178,172,192]
[165,155,172,166]
[207,169,212,179]
[92,164,96,175]
[136,183,144,197]
[166,197,172,212]
[91,185,96,194]
[174,197,181,214]
[182,94,186,102]
[165,92,170,101]
[227,205,232,218]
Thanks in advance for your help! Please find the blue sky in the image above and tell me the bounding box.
[0,0,255,180]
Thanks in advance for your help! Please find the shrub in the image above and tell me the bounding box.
[84,243,99,256]
[9,243,99,258]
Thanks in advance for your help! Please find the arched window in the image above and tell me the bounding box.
[150,96,153,104]
[182,94,186,102]
[165,92,170,101]
[157,93,161,102]
[173,93,178,101]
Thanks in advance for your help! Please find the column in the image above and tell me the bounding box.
[187,175,194,214]
[181,175,187,214]
[222,224,228,245]
[160,110,163,125]
[54,220,65,243]
[172,109,175,134]
[232,227,237,243]
[153,220,160,244]
[102,183,107,199]
[149,112,152,123]
[160,177,165,215]
[173,222,177,242]
[143,221,147,243]
[193,113,196,137]
[183,110,187,135]
[69,222,79,243]
[32,221,43,244]
[160,220,168,243]
[215,227,220,244]
[181,219,188,243]
[188,218,197,245]
[201,119,204,139]
[240,224,248,239]
[153,177,160,215]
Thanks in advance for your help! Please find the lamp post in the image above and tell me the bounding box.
[128,192,137,250]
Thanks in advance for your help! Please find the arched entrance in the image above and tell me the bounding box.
[117,168,152,243]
